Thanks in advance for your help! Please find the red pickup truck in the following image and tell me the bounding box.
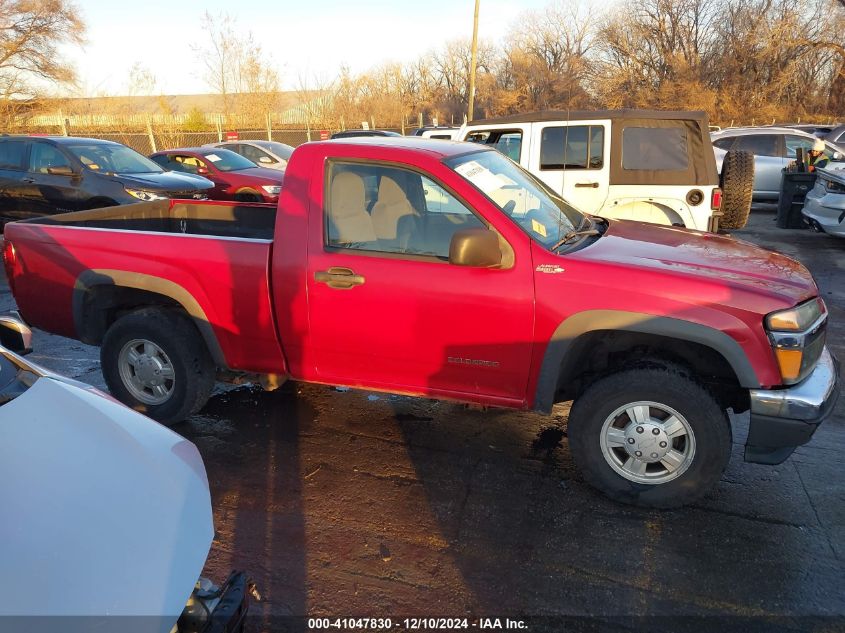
[3,138,839,508]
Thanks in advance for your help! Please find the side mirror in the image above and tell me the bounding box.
[47,166,75,176]
[197,166,209,175]
[259,156,273,164]
[0,314,32,354]
[833,152,843,161]
[448,228,502,268]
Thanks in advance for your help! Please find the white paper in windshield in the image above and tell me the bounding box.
[455,160,510,194]
[205,154,222,162]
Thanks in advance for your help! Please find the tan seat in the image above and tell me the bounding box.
[371,176,419,249]
[329,172,376,245]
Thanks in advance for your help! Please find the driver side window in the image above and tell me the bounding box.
[325,162,485,259]
[29,144,71,173]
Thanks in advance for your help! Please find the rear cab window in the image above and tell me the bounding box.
[622,127,688,170]
[540,125,604,170]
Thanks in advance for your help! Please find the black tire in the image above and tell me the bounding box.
[567,364,731,509]
[101,308,215,425]
[719,150,754,230]
[234,188,262,203]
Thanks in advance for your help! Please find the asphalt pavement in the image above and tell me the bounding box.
[3,208,844,632]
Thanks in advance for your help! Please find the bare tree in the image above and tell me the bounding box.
[193,12,280,124]
[0,0,85,125]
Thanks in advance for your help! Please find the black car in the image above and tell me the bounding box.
[0,136,214,224]
[330,130,402,139]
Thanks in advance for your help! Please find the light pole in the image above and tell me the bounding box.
[468,0,480,122]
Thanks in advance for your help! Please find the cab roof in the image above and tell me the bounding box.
[313,136,475,158]
[468,109,709,126]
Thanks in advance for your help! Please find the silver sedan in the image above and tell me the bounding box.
[803,167,845,237]
[712,127,844,200]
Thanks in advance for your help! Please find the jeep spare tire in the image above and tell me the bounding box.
[719,150,754,230]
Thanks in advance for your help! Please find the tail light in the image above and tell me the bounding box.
[711,188,723,210]
[3,240,18,294]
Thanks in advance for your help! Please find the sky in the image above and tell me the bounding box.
[65,0,560,97]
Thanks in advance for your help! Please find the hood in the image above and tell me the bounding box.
[112,171,214,192]
[575,219,817,307]
[0,377,213,624]
[232,166,285,183]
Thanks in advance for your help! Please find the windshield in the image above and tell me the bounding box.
[256,141,293,159]
[67,143,163,174]
[200,149,257,172]
[445,150,584,249]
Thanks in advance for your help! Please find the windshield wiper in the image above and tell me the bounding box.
[551,229,600,252]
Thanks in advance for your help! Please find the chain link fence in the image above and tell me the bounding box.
[10,125,405,155]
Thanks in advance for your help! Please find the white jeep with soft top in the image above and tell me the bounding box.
[457,109,753,231]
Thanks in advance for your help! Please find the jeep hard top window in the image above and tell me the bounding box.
[540,125,604,170]
[446,150,584,250]
[67,143,164,174]
[622,127,688,170]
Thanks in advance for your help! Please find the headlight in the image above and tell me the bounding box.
[125,188,168,201]
[766,298,827,384]
[765,298,825,331]
[261,185,282,196]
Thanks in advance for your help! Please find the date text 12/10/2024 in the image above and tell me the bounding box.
[307,618,528,630]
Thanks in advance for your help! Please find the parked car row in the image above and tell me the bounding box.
[0,135,290,226]
[5,113,843,237]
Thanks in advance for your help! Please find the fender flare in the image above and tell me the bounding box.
[73,269,227,367]
[533,310,761,414]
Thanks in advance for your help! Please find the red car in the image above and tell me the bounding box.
[4,137,839,508]
[149,147,283,203]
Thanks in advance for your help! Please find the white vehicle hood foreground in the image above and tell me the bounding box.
[0,376,213,632]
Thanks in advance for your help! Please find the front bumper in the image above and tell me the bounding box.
[745,346,840,464]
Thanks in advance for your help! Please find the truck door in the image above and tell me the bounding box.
[528,122,609,214]
[304,160,535,404]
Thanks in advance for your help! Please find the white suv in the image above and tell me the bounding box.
[456,110,751,231]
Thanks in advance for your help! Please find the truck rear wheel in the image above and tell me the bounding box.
[719,150,755,230]
[567,364,731,508]
[101,308,215,425]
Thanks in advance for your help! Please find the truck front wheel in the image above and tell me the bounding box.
[567,364,731,508]
[101,308,215,425]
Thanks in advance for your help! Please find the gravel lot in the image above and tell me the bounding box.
[3,208,843,632]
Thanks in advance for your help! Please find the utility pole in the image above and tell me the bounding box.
[467,0,480,122]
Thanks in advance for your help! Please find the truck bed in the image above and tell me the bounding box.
[5,198,285,374]
[21,199,277,241]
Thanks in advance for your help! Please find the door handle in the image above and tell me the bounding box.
[574,181,599,188]
[22,178,35,184]
[314,267,365,289]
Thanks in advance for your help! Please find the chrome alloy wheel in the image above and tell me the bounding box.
[600,401,696,485]
[117,338,175,405]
